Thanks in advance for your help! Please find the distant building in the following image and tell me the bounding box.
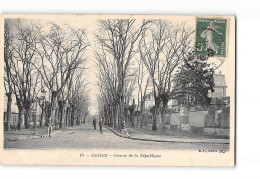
[144,92,155,111]
[209,71,227,99]
[143,92,178,111]
[167,99,179,111]
[142,70,228,111]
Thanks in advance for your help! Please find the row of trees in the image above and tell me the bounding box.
[96,19,215,131]
[95,19,148,129]
[4,19,90,131]
[4,18,215,132]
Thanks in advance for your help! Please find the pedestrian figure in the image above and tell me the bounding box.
[121,120,130,137]
[47,118,53,137]
[99,118,103,134]
[93,117,96,130]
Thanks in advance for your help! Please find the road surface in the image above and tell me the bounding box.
[4,123,229,150]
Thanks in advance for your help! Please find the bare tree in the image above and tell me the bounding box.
[95,48,118,128]
[136,56,151,129]
[36,23,90,128]
[68,70,90,126]
[5,19,41,129]
[4,20,14,131]
[96,19,151,129]
[124,72,137,127]
[139,20,192,130]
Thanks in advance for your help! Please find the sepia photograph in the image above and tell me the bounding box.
[0,14,235,166]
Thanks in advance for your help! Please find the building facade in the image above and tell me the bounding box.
[209,71,227,99]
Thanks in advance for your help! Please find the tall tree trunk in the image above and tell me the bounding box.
[152,113,157,131]
[45,111,49,127]
[83,113,87,123]
[5,92,12,131]
[109,106,111,126]
[152,85,159,131]
[40,106,45,127]
[58,101,64,128]
[68,108,71,126]
[140,113,143,129]
[76,109,80,125]
[54,109,58,129]
[51,91,58,128]
[124,107,128,127]
[59,107,63,128]
[119,97,124,130]
[65,107,69,127]
[109,108,112,126]
[108,105,111,127]
[136,114,138,128]
[17,106,24,130]
[51,108,55,127]
[104,105,108,125]
[110,105,113,127]
[71,107,75,126]
[130,109,134,127]
[140,99,144,129]
[113,105,118,129]
[152,99,160,131]
[161,99,168,131]
[67,107,71,127]
[24,108,31,129]
[104,105,107,125]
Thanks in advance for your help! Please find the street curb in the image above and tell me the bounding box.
[105,126,230,144]
[4,130,62,141]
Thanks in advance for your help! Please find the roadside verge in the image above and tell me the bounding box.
[105,126,230,144]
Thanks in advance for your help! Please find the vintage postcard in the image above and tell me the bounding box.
[0,14,235,166]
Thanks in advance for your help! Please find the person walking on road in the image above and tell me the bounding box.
[93,117,96,130]
[47,118,53,137]
[99,117,103,134]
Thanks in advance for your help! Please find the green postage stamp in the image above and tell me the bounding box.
[195,18,227,57]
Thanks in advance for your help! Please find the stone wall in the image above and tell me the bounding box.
[204,128,229,138]
[219,113,230,128]
[140,110,230,138]
[189,111,208,127]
